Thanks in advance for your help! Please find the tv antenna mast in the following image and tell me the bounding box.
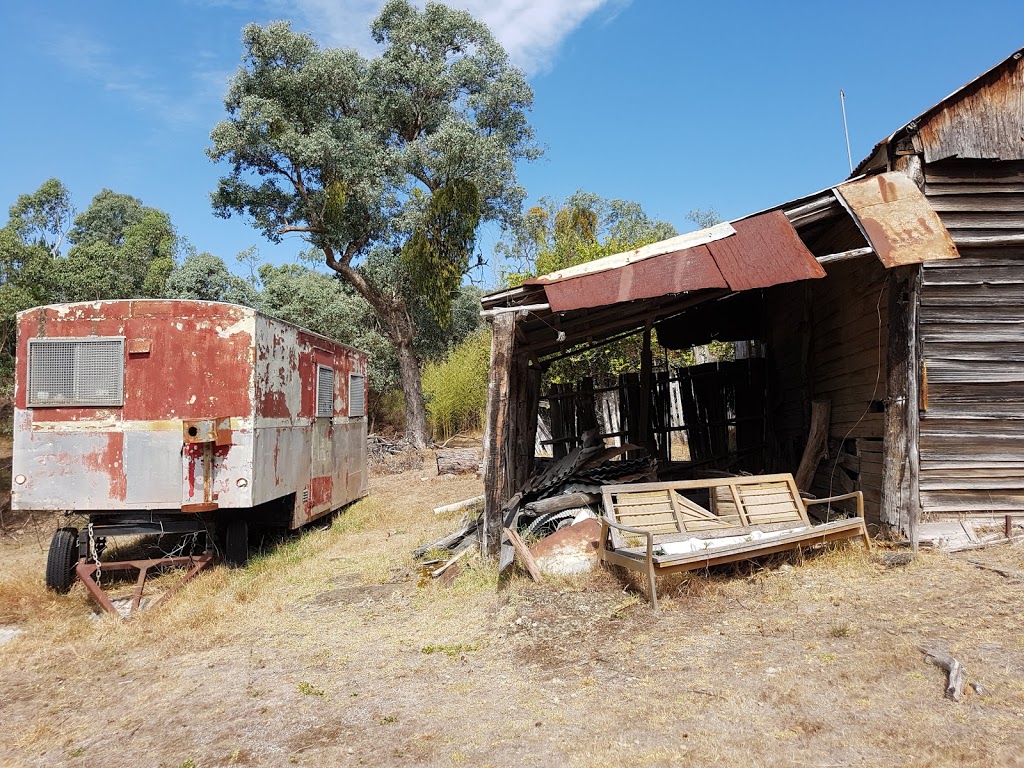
[840,89,853,173]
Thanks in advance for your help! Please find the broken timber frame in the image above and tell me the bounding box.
[482,311,540,556]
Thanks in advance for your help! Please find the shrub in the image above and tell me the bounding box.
[422,329,491,440]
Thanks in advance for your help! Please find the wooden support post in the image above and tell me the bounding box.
[796,399,831,492]
[508,354,541,492]
[482,312,516,557]
[638,320,654,454]
[881,265,922,543]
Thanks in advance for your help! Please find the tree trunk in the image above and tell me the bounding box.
[395,334,430,449]
[325,252,431,447]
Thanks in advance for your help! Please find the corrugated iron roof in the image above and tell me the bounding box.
[531,210,824,313]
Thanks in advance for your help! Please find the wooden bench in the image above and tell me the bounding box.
[597,473,870,610]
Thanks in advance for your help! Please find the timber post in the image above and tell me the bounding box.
[638,320,654,454]
[482,312,516,557]
[880,264,922,543]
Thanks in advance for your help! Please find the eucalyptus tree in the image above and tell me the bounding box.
[208,0,539,446]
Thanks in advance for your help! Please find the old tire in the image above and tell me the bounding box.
[224,520,249,567]
[46,527,79,593]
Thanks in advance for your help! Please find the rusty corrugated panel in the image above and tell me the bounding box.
[540,244,728,312]
[526,222,736,286]
[706,210,826,291]
[835,173,960,268]
[537,210,824,313]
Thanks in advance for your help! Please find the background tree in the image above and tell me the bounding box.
[165,251,259,305]
[498,191,679,383]
[208,1,539,446]
[58,190,180,301]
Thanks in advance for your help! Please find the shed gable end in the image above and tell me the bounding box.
[918,54,1024,164]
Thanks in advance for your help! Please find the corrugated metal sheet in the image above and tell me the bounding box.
[533,210,823,313]
[529,222,736,284]
[539,243,728,312]
[835,172,960,268]
[706,211,826,291]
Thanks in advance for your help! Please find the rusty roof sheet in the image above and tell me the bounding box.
[706,211,826,291]
[835,173,960,268]
[538,244,728,312]
[528,222,736,285]
[532,210,824,313]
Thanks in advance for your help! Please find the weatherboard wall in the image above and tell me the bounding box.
[919,158,1024,514]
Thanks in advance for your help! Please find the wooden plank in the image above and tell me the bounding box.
[504,528,542,582]
[796,399,830,492]
[929,194,1024,212]
[925,158,1024,184]
[918,58,1024,164]
[921,283,1024,306]
[835,173,960,268]
[923,342,1024,362]
[920,491,1024,512]
[924,359,1024,384]
[920,475,1024,490]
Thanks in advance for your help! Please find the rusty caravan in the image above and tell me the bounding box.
[12,300,368,613]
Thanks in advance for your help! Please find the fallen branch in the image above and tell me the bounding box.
[432,496,485,516]
[413,516,480,558]
[917,645,966,701]
[967,559,1024,580]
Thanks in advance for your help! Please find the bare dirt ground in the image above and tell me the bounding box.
[1,454,1023,767]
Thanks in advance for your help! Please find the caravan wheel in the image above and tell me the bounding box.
[45,528,79,593]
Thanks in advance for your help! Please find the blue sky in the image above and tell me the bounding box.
[2,1,1023,285]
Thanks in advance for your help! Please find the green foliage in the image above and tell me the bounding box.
[421,328,491,439]
[686,207,722,230]
[57,191,181,302]
[208,3,538,440]
[401,179,481,324]
[498,191,677,287]
[420,642,478,657]
[296,681,324,697]
[7,178,74,255]
[165,252,258,305]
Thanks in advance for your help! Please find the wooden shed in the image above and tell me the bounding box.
[479,47,1024,553]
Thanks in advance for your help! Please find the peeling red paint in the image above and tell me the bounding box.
[12,299,368,524]
[308,475,333,509]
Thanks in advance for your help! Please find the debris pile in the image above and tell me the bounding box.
[368,434,420,474]
[413,429,657,580]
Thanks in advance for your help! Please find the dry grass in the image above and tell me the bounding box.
[1,455,1023,767]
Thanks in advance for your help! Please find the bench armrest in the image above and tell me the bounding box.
[804,491,865,518]
[600,517,655,563]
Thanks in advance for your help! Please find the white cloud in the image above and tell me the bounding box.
[284,0,627,73]
[43,26,229,130]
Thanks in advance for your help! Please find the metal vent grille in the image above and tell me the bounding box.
[316,365,334,418]
[349,373,365,418]
[28,337,125,407]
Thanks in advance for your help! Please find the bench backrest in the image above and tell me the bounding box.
[602,474,810,550]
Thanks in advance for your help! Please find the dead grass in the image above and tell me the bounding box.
[0,455,1023,767]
